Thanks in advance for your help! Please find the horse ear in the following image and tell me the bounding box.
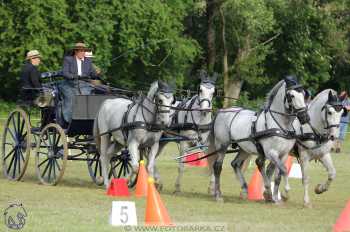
[328,90,336,103]
[285,75,298,88]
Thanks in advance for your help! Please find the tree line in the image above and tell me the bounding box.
[0,0,349,106]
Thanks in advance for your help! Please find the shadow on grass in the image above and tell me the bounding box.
[0,173,104,191]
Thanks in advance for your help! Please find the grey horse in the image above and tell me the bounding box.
[208,77,309,202]
[93,81,174,188]
[267,89,343,207]
[156,72,216,192]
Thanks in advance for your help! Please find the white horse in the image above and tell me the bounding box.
[267,89,343,207]
[94,81,174,188]
[173,76,215,193]
[208,77,309,202]
[156,72,216,192]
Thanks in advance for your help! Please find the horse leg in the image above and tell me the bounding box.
[206,137,216,195]
[153,165,163,191]
[100,134,111,188]
[128,140,140,181]
[299,151,311,208]
[255,156,273,202]
[279,154,291,202]
[264,150,288,202]
[231,150,250,199]
[265,160,278,199]
[213,152,225,202]
[174,142,189,194]
[147,142,160,188]
[315,153,336,195]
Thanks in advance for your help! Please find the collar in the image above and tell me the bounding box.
[75,56,84,62]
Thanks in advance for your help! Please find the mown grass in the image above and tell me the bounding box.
[1,116,350,232]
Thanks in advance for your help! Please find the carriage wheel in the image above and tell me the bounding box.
[1,108,31,180]
[110,149,137,188]
[35,123,68,185]
[88,150,137,188]
[87,151,104,186]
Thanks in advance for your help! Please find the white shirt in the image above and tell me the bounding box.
[76,57,84,76]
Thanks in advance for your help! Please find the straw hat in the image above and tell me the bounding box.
[73,42,90,51]
[26,50,41,60]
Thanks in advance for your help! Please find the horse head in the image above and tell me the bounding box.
[148,80,174,126]
[319,90,344,140]
[284,75,309,124]
[198,70,216,111]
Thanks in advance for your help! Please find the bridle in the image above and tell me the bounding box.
[321,104,343,130]
[268,81,309,130]
[296,102,343,149]
[154,92,172,114]
[197,83,215,110]
[284,85,308,114]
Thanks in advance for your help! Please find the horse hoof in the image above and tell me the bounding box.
[274,200,284,206]
[155,183,163,192]
[208,187,215,195]
[173,189,181,195]
[239,191,248,200]
[314,184,325,194]
[281,193,289,202]
[304,202,313,208]
[215,196,224,203]
[263,191,273,202]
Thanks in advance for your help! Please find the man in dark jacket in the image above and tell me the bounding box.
[60,42,99,123]
[20,50,42,103]
[62,42,98,80]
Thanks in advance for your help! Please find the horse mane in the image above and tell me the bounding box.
[265,80,285,107]
[147,81,159,99]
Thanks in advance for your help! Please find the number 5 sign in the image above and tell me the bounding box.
[110,201,137,226]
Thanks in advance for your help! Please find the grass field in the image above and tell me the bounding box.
[1,117,350,232]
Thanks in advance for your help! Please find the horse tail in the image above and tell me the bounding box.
[93,110,101,154]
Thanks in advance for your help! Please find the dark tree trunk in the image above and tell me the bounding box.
[206,0,216,72]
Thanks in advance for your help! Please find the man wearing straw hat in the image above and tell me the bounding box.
[62,42,98,80]
[20,50,42,104]
[60,42,99,124]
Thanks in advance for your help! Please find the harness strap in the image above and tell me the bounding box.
[169,123,212,131]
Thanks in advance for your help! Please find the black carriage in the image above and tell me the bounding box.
[1,73,136,186]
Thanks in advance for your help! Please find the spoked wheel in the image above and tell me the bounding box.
[35,123,68,185]
[87,151,104,186]
[1,108,31,180]
[110,150,137,188]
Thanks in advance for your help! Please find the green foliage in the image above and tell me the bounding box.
[0,0,200,100]
[109,0,200,89]
[265,0,349,93]
[218,0,276,85]
[0,0,349,103]
[0,0,71,98]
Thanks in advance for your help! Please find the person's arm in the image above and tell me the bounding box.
[30,67,42,88]
[62,56,75,79]
[86,58,98,79]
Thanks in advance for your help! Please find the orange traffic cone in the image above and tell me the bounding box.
[333,200,350,232]
[285,155,293,174]
[135,160,149,197]
[145,177,173,226]
[247,168,264,201]
[106,178,130,197]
